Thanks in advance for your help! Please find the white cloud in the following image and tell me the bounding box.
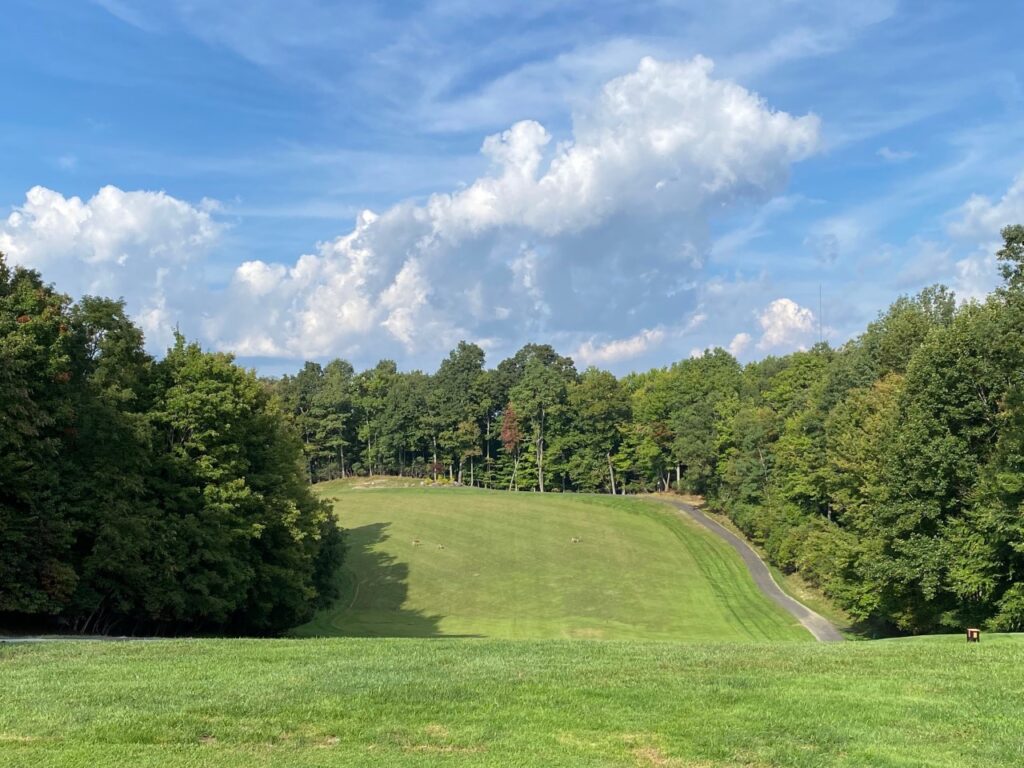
[213,56,819,359]
[2,56,819,365]
[234,260,287,296]
[948,173,1024,241]
[728,331,752,356]
[946,172,1024,300]
[0,185,220,348]
[575,328,665,366]
[877,146,914,163]
[420,56,819,239]
[682,311,708,333]
[757,298,817,350]
[98,1,880,142]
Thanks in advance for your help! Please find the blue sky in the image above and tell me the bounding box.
[2,1,1023,373]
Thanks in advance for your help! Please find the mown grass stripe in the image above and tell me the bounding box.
[293,484,809,642]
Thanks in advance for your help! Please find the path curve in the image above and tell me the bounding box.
[662,498,844,642]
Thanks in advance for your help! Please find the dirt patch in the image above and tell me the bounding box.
[633,747,717,767]
[404,744,485,754]
[623,734,714,768]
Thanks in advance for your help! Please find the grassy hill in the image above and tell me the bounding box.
[4,485,1022,767]
[2,635,1022,767]
[292,482,809,641]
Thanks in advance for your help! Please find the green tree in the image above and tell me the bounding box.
[0,257,77,615]
[510,357,571,492]
[562,368,631,492]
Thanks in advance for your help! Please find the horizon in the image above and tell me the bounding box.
[2,2,1023,376]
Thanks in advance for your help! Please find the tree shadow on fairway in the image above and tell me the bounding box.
[296,522,477,638]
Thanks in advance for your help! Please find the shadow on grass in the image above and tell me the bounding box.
[295,522,479,638]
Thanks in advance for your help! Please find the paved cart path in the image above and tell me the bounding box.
[662,498,844,642]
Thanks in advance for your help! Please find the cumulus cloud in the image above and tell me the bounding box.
[2,56,820,366]
[215,56,819,359]
[949,173,1024,241]
[728,331,752,356]
[756,298,817,350]
[946,172,1024,300]
[575,328,665,365]
[0,185,220,347]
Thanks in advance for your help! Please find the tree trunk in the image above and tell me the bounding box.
[470,459,474,487]
[457,458,463,485]
[485,417,491,489]
[509,455,519,492]
[432,436,438,481]
[607,452,617,495]
[340,444,347,478]
[537,409,545,493]
[676,463,681,491]
[537,437,544,493]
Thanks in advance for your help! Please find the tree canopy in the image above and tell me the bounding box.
[0,255,343,635]
[6,225,1024,637]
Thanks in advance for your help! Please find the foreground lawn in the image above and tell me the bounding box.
[294,485,807,641]
[2,635,1021,767]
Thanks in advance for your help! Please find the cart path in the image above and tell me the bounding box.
[662,498,844,642]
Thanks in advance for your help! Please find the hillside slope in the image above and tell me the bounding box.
[293,484,809,641]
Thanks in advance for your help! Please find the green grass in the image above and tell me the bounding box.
[686,501,860,637]
[2,635,1023,767]
[5,485,1020,766]
[293,484,808,641]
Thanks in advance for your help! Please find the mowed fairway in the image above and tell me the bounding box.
[2,636,1023,767]
[293,482,808,641]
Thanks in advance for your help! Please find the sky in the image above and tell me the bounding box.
[2,0,1023,375]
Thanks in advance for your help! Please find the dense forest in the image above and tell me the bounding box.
[0,255,344,635]
[270,227,1024,636]
[4,227,1024,637]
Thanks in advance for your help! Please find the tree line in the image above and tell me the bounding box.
[271,227,1024,635]
[0,254,344,635]
[5,226,1024,637]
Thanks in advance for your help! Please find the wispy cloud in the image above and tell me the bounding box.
[877,146,915,162]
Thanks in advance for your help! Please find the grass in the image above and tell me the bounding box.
[293,483,809,641]
[663,493,859,637]
[5,484,1021,766]
[2,635,1023,767]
